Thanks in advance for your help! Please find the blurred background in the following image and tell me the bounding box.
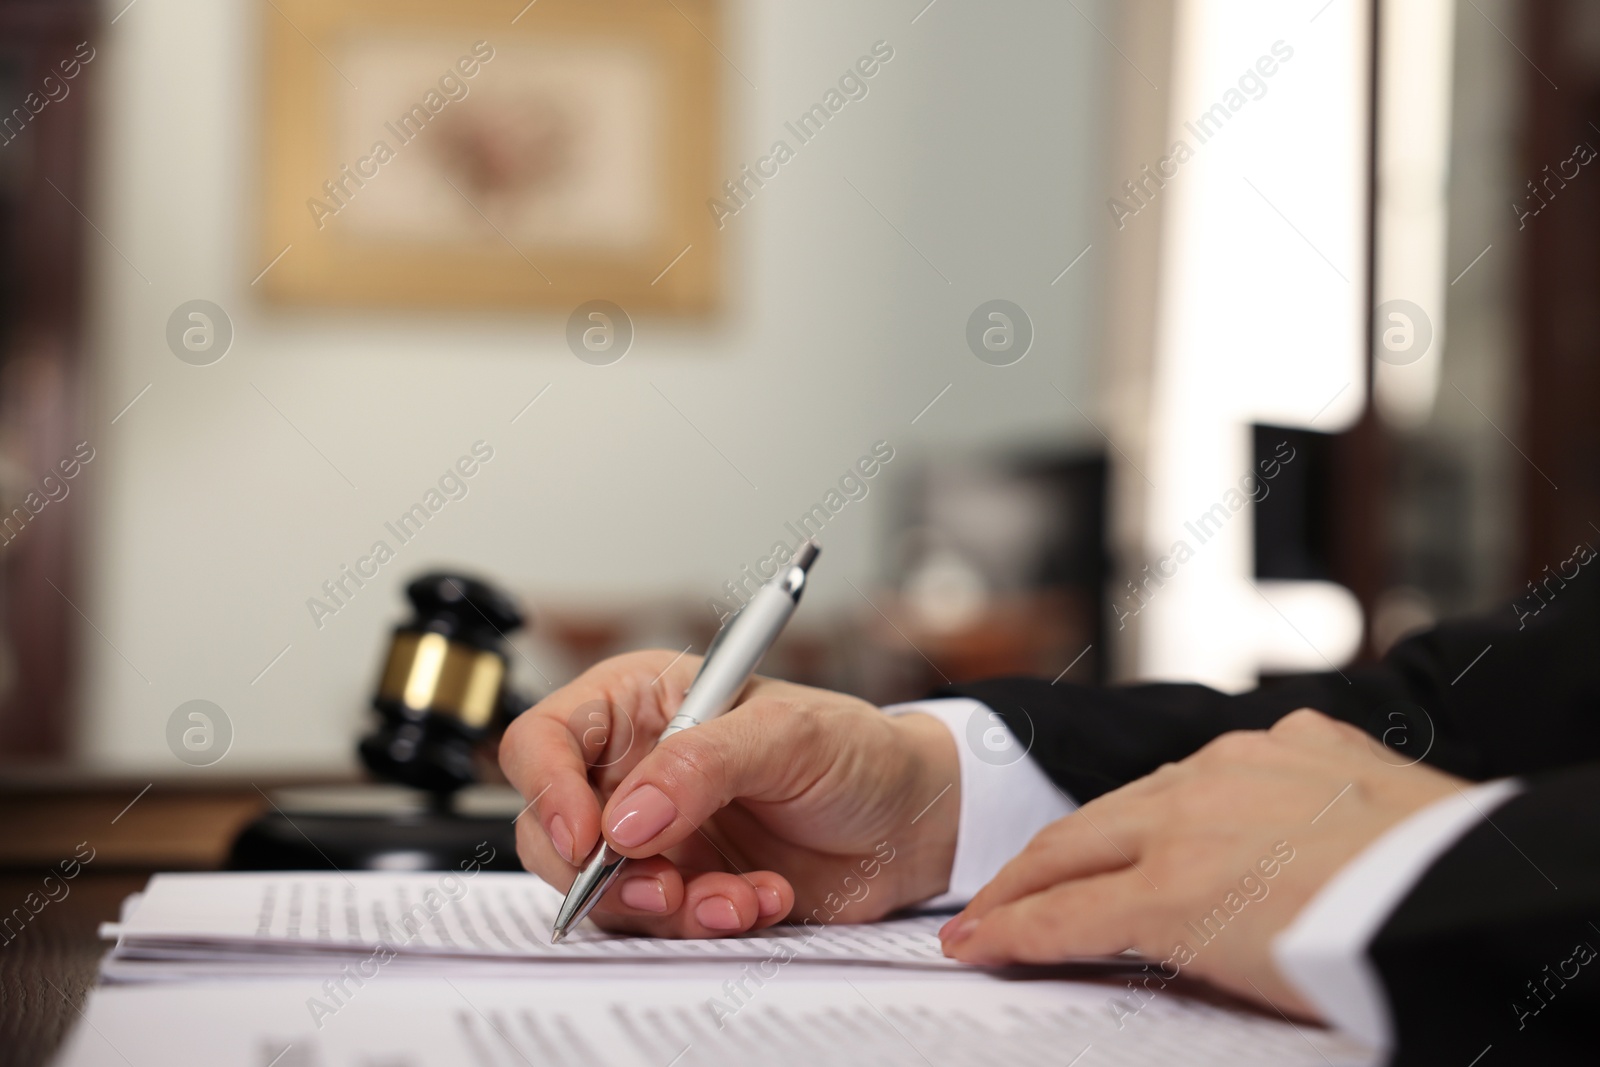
[0,0,1588,789]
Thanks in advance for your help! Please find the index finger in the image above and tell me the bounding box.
[955,793,1153,928]
[947,869,1158,966]
[499,650,702,867]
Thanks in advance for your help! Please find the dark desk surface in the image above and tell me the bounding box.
[0,782,269,1067]
[0,872,148,1067]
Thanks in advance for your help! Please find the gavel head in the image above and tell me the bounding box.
[358,572,527,795]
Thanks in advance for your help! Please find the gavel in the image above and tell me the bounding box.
[358,572,530,798]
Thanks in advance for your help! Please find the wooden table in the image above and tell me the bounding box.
[0,871,150,1066]
[0,782,271,1067]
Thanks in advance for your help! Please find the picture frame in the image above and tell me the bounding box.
[258,0,720,313]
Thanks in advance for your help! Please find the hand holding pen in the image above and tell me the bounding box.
[550,542,822,940]
[498,543,963,940]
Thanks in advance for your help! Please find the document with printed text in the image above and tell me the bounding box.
[54,975,1376,1067]
[100,871,961,980]
[73,871,1377,1064]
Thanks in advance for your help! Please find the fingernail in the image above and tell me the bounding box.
[548,815,575,865]
[695,895,743,931]
[755,886,782,917]
[939,914,977,946]
[618,877,668,914]
[951,941,1004,966]
[606,785,677,848]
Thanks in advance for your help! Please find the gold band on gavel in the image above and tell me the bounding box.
[378,631,505,729]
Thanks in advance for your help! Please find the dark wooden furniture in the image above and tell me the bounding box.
[1519,3,1600,576]
[0,0,98,762]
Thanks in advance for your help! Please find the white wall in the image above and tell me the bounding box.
[78,0,1109,771]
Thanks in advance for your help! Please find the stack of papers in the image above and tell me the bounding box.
[98,871,958,981]
[59,870,1377,1066]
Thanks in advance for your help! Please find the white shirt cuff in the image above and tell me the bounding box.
[883,697,1076,909]
[1273,777,1523,1050]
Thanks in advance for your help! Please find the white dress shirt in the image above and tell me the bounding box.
[886,698,1074,908]
[885,698,1523,1053]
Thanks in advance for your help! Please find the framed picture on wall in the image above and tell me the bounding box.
[258,0,720,313]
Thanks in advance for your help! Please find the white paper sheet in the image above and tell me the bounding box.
[102,871,957,974]
[52,974,1376,1067]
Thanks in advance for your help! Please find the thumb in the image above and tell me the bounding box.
[598,700,822,858]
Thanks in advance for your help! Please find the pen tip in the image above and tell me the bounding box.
[550,928,565,945]
[795,540,820,570]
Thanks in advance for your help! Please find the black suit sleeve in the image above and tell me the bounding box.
[1368,764,1600,1062]
[940,559,1600,802]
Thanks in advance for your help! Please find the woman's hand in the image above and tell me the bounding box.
[939,708,1468,1016]
[499,650,960,938]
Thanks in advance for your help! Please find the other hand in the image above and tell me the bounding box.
[939,708,1468,1016]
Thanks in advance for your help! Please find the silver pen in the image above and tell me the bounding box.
[550,540,821,943]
